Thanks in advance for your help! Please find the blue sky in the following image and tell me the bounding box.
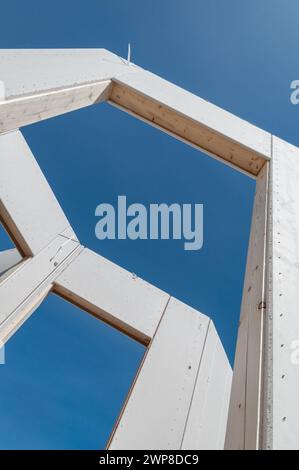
[0,0,299,450]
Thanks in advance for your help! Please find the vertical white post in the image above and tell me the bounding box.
[263,136,299,450]
[227,135,299,450]
[225,163,269,449]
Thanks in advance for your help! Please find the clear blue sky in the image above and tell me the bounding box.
[0,0,298,450]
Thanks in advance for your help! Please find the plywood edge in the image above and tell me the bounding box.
[109,81,267,177]
[53,283,152,346]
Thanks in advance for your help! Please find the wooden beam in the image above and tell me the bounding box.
[54,247,170,345]
[109,73,271,177]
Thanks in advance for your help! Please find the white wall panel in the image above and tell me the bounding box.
[109,298,231,450]
[0,49,140,133]
[182,322,232,450]
[267,137,299,449]
[0,49,140,99]
[225,163,268,449]
[0,231,81,344]
[0,49,271,176]
[0,130,76,255]
[54,247,169,344]
[1,48,284,449]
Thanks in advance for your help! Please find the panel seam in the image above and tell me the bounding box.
[179,318,211,449]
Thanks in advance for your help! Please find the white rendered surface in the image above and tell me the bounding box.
[0,49,270,175]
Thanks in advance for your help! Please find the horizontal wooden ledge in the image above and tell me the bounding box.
[109,80,269,177]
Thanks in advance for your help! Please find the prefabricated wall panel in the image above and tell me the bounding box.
[0,112,232,452]
[225,163,268,450]
[181,321,232,450]
[264,137,299,450]
[226,136,299,450]
[54,247,170,344]
[0,230,81,344]
[0,49,140,98]
[0,49,132,134]
[0,130,77,256]
[109,298,232,450]
[3,48,299,450]
[0,49,270,176]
